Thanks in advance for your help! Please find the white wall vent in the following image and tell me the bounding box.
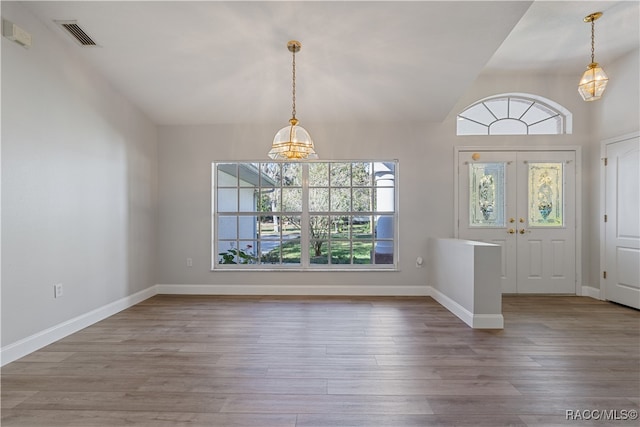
[55,20,98,46]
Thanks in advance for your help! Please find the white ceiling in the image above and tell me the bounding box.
[23,1,640,126]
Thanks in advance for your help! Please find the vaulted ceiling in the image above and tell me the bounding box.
[22,1,640,125]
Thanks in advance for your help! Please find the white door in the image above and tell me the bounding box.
[604,136,640,309]
[458,150,576,294]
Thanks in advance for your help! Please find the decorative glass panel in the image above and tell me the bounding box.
[469,163,505,227]
[528,162,563,226]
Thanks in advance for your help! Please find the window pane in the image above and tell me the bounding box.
[217,163,237,186]
[374,215,394,264]
[217,188,238,212]
[352,188,371,212]
[259,216,277,239]
[309,241,328,264]
[351,216,373,238]
[330,163,351,187]
[353,241,373,264]
[329,215,348,239]
[309,188,329,212]
[529,162,564,227]
[282,163,302,186]
[484,98,508,119]
[352,162,372,186]
[238,163,260,187]
[469,163,506,227]
[330,241,352,265]
[520,102,556,125]
[509,98,534,119]
[261,163,282,186]
[459,103,495,125]
[529,116,562,135]
[218,241,237,264]
[282,188,302,212]
[331,188,351,212]
[490,119,527,135]
[218,216,237,239]
[238,188,256,212]
[310,215,331,242]
[238,216,256,239]
[457,118,489,136]
[261,246,281,264]
[309,162,329,187]
[282,237,301,265]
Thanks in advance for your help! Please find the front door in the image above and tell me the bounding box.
[604,135,640,309]
[458,150,576,294]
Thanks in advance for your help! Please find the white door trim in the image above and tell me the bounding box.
[454,146,582,295]
[599,132,640,302]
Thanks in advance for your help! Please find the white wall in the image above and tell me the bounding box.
[1,3,158,347]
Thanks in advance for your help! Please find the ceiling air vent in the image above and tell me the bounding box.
[55,20,98,46]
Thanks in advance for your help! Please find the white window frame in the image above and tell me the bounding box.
[212,160,399,271]
[457,93,573,136]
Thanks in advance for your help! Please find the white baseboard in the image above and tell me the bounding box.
[0,286,157,366]
[582,286,602,300]
[156,284,430,296]
[430,287,504,329]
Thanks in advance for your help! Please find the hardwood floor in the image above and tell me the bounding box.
[2,295,639,426]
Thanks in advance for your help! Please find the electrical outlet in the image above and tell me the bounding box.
[53,283,63,298]
[186,258,193,267]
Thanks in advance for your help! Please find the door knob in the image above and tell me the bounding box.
[519,229,526,234]
[507,228,515,234]
[509,218,515,223]
[519,218,525,223]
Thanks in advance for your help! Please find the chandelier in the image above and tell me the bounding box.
[268,40,318,160]
[578,12,608,101]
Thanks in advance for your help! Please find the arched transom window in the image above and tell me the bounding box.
[457,93,572,136]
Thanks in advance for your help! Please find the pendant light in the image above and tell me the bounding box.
[578,12,608,102]
[268,40,318,160]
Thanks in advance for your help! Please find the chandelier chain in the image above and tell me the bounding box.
[291,48,297,119]
[591,19,595,64]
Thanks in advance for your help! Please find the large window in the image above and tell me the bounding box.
[212,161,397,270]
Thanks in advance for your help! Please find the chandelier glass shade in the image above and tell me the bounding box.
[268,40,317,160]
[578,12,608,102]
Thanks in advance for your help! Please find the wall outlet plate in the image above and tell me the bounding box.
[54,283,63,298]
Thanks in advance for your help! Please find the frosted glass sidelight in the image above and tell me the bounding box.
[469,163,506,227]
[528,162,563,226]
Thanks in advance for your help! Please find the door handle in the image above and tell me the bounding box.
[509,218,515,223]
[507,228,515,234]
[519,218,525,223]
[519,229,529,234]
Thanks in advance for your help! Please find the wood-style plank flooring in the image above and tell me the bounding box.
[2,295,639,426]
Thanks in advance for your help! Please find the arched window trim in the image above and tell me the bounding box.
[457,93,573,136]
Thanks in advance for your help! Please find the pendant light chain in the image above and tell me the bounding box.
[291,48,297,120]
[590,19,595,64]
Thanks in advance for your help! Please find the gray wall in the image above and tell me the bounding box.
[1,3,158,346]
[155,69,609,291]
